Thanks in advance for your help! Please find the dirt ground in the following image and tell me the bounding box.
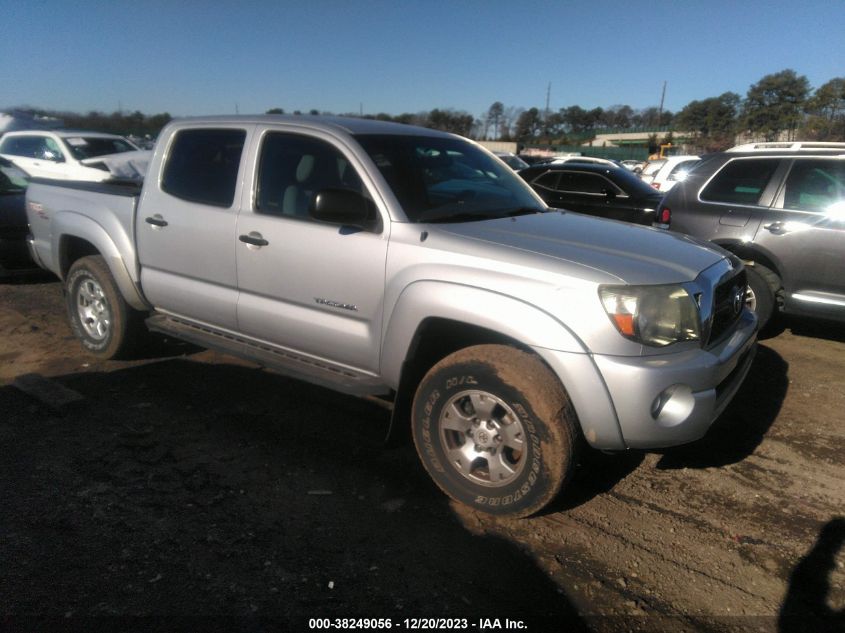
[1,277,843,633]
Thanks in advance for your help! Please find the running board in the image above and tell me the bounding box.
[146,314,391,397]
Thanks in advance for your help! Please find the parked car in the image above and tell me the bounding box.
[517,154,552,165]
[639,158,666,183]
[645,155,701,192]
[493,151,530,170]
[0,130,149,182]
[518,161,667,226]
[660,142,845,328]
[0,157,36,274]
[533,155,619,167]
[25,115,756,517]
[620,159,645,172]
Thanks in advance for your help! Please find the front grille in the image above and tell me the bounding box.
[708,268,747,346]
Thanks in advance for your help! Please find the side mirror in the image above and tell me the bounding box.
[44,151,65,163]
[310,188,380,231]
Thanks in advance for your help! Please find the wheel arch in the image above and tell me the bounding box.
[380,281,591,446]
[711,239,783,285]
[53,215,147,310]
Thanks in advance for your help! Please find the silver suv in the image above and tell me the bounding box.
[659,142,845,328]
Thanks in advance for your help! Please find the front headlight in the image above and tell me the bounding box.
[599,284,700,347]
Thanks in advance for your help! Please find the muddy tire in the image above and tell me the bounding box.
[745,264,780,331]
[65,256,143,359]
[411,344,580,517]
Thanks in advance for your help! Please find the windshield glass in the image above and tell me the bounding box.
[356,134,544,222]
[62,136,137,161]
[0,158,29,194]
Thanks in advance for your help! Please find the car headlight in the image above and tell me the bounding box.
[599,284,700,347]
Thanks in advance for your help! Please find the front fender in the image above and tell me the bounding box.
[53,212,147,311]
[380,281,625,450]
[380,280,587,385]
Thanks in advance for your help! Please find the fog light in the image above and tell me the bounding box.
[651,384,695,427]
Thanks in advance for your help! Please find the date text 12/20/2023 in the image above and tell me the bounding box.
[308,618,528,630]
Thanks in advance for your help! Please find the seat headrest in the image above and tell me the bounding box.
[296,155,315,183]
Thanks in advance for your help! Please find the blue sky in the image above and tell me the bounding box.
[4,0,844,118]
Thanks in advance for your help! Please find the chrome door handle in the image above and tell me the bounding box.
[145,215,168,228]
[239,232,269,247]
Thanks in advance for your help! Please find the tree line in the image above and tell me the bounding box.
[10,69,843,151]
[491,70,843,151]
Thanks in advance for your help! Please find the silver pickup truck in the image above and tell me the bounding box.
[26,116,757,516]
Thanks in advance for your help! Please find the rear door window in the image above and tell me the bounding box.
[700,158,781,206]
[557,171,619,195]
[161,128,246,207]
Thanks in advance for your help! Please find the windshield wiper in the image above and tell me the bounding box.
[502,207,546,217]
[418,206,547,224]
[419,210,501,223]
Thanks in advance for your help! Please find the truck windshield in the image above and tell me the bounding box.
[356,134,545,222]
[63,137,138,161]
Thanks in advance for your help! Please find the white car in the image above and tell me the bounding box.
[0,130,150,182]
[540,155,619,167]
[640,155,700,192]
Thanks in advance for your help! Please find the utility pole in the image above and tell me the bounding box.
[657,81,667,126]
[544,82,551,139]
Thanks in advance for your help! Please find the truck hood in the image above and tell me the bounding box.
[81,150,152,181]
[434,211,725,286]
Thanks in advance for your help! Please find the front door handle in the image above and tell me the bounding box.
[145,215,168,228]
[239,232,269,247]
[763,221,785,235]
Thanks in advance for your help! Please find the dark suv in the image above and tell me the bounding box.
[659,143,845,328]
[518,161,665,226]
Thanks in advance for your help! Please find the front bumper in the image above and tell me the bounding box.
[592,308,758,448]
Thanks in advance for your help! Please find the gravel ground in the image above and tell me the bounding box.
[1,278,843,632]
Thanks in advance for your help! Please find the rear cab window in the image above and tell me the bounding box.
[161,128,247,207]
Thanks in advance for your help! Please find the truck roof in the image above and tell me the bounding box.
[168,114,456,138]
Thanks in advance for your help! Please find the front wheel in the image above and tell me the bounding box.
[65,255,143,359]
[411,345,580,517]
[745,264,780,330]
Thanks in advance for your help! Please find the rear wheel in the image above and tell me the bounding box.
[411,344,580,517]
[65,256,144,359]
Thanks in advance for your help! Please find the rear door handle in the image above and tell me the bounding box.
[145,215,168,228]
[763,221,785,234]
[239,232,269,247]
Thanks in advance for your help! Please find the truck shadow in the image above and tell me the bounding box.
[779,517,845,633]
[655,344,788,470]
[0,358,587,630]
